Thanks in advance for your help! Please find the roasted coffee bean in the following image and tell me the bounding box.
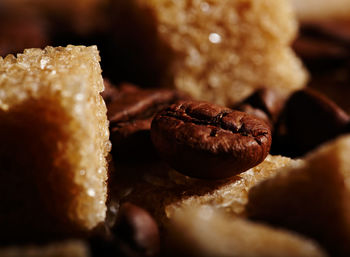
[101,79,120,105]
[89,224,148,257]
[151,100,272,179]
[294,21,350,73]
[235,104,271,129]
[293,20,350,115]
[105,83,187,160]
[112,202,160,257]
[236,88,285,124]
[293,36,349,62]
[303,20,350,46]
[272,88,350,157]
[234,88,286,130]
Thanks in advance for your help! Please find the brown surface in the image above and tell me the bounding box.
[166,206,327,257]
[109,155,297,227]
[247,135,350,257]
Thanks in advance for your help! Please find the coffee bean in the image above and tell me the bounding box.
[293,36,349,62]
[237,88,285,124]
[234,88,286,130]
[303,20,350,45]
[272,88,350,157]
[105,83,187,161]
[235,104,271,127]
[112,202,160,257]
[101,79,120,105]
[294,21,350,74]
[151,100,272,179]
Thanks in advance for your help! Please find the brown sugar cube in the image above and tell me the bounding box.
[0,240,90,257]
[164,155,300,219]
[166,206,327,257]
[247,135,350,256]
[111,155,299,226]
[109,0,307,106]
[0,45,110,241]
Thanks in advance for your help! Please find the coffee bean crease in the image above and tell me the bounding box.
[151,101,272,179]
[160,103,268,142]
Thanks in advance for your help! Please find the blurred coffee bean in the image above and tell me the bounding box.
[234,104,271,129]
[105,83,187,161]
[303,20,350,45]
[234,88,286,130]
[293,20,350,115]
[112,202,160,257]
[239,88,285,123]
[151,100,272,179]
[272,88,350,157]
[89,224,144,257]
[294,21,350,73]
[101,79,120,105]
[293,36,349,62]
[89,224,117,257]
[89,203,159,257]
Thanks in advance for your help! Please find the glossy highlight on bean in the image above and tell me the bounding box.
[151,100,272,179]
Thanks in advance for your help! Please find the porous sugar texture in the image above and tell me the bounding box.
[110,155,298,226]
[0,45,110,240]
[166,206,327,257]
[114,0,307,106]
[165,155,299,218]
[247,135,350,257]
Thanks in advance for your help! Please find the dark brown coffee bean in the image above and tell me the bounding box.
[105,83,187,160]
[235,104,271,129]
[294,21,350,74]
[107,84,185,123]
[101,79,120,105]
[303,20,350,45]
[112,202,160,257]
[293,20,350,117]
[234,88,286,131]
[293,36,349,61]
[237,88,285,124]
[151,100,272,179]
[273,88,350,157]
